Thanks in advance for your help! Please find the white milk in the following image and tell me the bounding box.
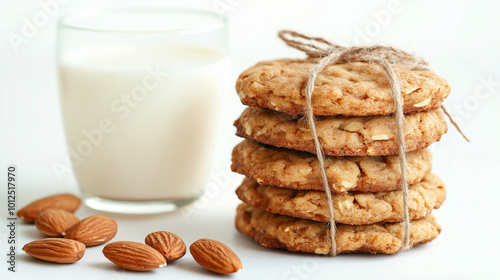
[59,45,229,201]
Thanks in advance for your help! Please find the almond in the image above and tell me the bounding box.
[103,241,167,271]
[65,215,117,246]
[35,209,80,237]
[371,133,390,140]
[190,239,242,274]
[23,238,85,263]
[145,231,186,261]
[17,194,81,222]
[414,98,431,107]
[344,121,363,132]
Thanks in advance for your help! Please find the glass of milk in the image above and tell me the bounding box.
[57,8,229,213]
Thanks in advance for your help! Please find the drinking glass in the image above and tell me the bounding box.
[57,8,229,213]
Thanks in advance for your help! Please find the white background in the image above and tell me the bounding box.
[1,0,500,279]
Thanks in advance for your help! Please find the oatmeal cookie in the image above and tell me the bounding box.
[236,59,450,116]
[235,107,447,156]
[235,203,441,255]
[231,140,432,193]
[236,173,445,225]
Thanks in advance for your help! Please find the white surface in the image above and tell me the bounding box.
[1,0,500,279]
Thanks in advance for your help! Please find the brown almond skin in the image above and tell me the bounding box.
[23,238,85,263]
[145,231,186,261]
[35,209,80,237]
[17,194,81,222]
[103,241,167,271]
[65,215,117,246]
[190,239,242,274]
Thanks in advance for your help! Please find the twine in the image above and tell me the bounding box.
[278,30,433,255]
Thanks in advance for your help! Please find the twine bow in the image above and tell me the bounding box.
[278,30,432,255]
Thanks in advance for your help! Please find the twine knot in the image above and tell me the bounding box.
[278,30,428,70]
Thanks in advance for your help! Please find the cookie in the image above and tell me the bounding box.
[231,140,432,193]
[236,173,445,225]
[235,203,441,255]
[235,107,447,156]
[236,59,450,116]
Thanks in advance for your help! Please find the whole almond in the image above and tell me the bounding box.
[65,215,117,246]
[103,241,167,271]
[17,194,81,222]
[145,231,186,261]
[35,209,80,237]
[23,238,85,263]
[190,239,242,274]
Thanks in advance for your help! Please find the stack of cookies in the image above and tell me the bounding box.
[232,59,450,254]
